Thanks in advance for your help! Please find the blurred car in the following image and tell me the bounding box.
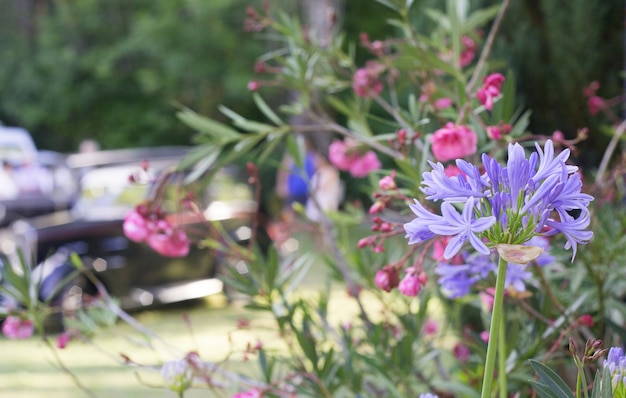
[0,146,257,316]
[0,126,79,226]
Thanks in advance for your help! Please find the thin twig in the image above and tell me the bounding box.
[595,118,626,187]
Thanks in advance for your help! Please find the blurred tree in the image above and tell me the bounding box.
[483,0,624,167]
[0,0,263,151]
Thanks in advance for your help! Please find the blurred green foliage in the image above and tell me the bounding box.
[0,0,623,164]
[0,0,264,151]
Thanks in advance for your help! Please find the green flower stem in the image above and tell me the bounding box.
[498,307,507,398]
[481,255,508,398]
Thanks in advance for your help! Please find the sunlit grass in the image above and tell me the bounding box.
[0,223,394,397]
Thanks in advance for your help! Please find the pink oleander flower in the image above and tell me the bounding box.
[476,73,505,111]
[460,35,477,67]
[147,220,191,258]
[480,330,489,343]
[398,269,423,297]
[369,200,385,215]
[375,265,400,292]
[56,332,72,349]
[233,388,263,398]
[2,316,34,339]
[430,122,477,162]
[247,80,260,92]
[123,208,153,243]
[583,80,600,98]
[378,170,397,190]
[552,130,565,143]
[453,342,471,362]
[423,319,439,336]
[350,151,382,177]
[328,139,381,178]
[485,123,511,140]
[434,97,453,110]
[352,61,384,98]
[587,95,605,116]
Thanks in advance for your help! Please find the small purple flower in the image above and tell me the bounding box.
[504,263,533,292]
[421,161,486,202]
[427,198,496,259]
[604,346,626,387]
[544,209,593,260]
[434,263,478,298]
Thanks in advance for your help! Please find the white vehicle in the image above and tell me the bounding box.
[0,125,79,225]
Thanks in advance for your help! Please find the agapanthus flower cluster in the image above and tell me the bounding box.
[434,236,554,298]
[123,204,190,258]
[404,139,593,262]
[604,347,626,388]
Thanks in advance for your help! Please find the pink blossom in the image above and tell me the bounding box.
[352,62,384,98]
[578,314,594,327]
[423,319,438,336]
[476,73,505,111]
[147,220,191,258]
[378,171,396,190]
[233,389,263,398]
[2,316,34,339]
[328,139,381,178]
[430,122,477,162]
[398,270,422,297]
[453,342,471,362]
[374,265,399,292]
[56,332,72,349]
[443,165,462,178]
[460,35,477,67]
[368,200,385,214]
[480,331,489,343]
[582,81,600,98]
[247,80,260,92]
[479,288,496,311]
[552,130,565,143]
[587,96,605,116]
[434,97,453,110]
[349,150,381,177]
[123,209,153,243]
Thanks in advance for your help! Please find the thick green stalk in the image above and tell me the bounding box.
[481,255,508,398]
[498,308,507,398]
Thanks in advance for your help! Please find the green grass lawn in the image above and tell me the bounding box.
[0,296,273,398]
[0,223,381,397]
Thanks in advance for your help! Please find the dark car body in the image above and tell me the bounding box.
[0,146,256,311]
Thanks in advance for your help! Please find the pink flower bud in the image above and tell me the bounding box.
[374,265,399,292]
[247,80,260,92]
[378,171,397,190]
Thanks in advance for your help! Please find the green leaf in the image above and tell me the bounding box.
[219,105,276,133]
[465,4,501,30]
[177,109,240,142]
[253,92,283,126]
[529,359,575,398]
[531,381,561,398]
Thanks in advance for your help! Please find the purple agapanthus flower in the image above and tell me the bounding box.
[404,139,593,261]
[604,347,626,387]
